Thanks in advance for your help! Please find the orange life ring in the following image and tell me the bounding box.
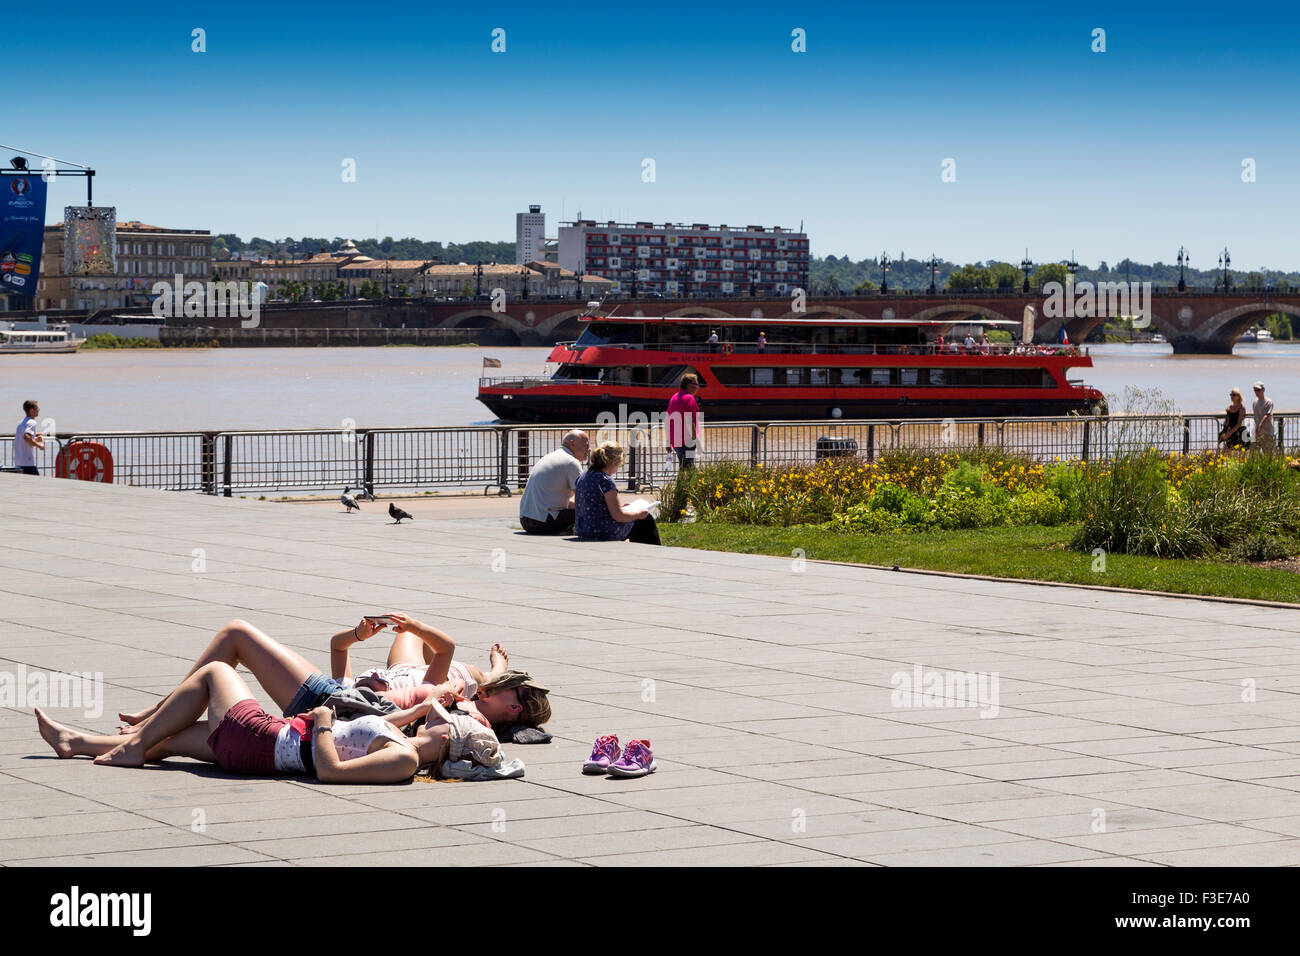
[55,441,114,483]
[722,342,734,354]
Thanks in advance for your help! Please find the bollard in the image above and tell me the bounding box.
[222,433,234,496]
[201,432,217,495]
[363,431,375,489]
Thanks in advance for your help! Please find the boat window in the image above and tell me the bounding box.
[869,368,892,386]
[753,367,775,386]
[809,368,830,385]
[900,368,919,386]
[838,368,860,385]
[574,324,644,348]
[929,368,945,386]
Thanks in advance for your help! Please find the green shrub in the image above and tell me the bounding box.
[869,482,911,515]
[901,494,935,528]
[1226,534,1297,562]
[931,487,1005,530]
[1072,451,1211,557]
[829,503,905,535]
[1044,463,1088,519]
[941,461,991,496]
[1008,488,1067,526]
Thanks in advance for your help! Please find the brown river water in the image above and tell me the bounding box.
[2,343,1297,433]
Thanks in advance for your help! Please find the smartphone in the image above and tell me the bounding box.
[363,615,397,627]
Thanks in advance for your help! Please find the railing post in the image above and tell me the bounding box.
[222,433,233,496]
[515,429,529,491]
[363,430,375,490]
[1082,420,1091,462]
[977,422,985,447]
[866,424,875,462]
[1181,417,1190,456]
[627,442,639,491]
[1279,416,1286,453]
[749,424,759,468]
[497,429,510,494]
[201,432,216,495]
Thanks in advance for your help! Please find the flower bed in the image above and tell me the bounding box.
[662,448,1300,561]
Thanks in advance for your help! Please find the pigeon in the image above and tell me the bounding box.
[357,483,376,502]
[341,487,360,512]
[389,502,413,524]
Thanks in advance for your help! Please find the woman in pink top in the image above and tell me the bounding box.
[665,373,702,470]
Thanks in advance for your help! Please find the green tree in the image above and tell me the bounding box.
[989,263,1020,290]
[1032,262,1069,287]
[945,265,993,291]
[854,278,878,293]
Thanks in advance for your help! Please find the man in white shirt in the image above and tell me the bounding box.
[12,399,44,475]
[519,429,589,534]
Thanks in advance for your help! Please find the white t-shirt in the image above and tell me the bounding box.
[13,417,37,468]
[519,447,583,522]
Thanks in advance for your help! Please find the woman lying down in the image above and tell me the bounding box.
[36,659,517,784]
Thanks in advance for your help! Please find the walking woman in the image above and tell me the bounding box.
[1220,388,1247,449]
[574,442,661,545]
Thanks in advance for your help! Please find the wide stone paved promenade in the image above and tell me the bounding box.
[3,475,1300,866]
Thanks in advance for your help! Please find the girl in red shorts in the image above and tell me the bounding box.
[36,661,502,783]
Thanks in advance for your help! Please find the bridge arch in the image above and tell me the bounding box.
[437,309,525,343]
[1197,302,1300,352]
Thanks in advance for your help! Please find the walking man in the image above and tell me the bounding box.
[519,429,589,534]
[1252,381,1276,452]
[666,374,702,470]
[13,400,44,475]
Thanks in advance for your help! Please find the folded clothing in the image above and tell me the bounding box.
[499,725,552,744]
[441,757,526,781]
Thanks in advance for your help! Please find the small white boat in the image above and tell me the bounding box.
[1151,333,1167,344]
[1256,327,1274,343]
[0,325,87,354]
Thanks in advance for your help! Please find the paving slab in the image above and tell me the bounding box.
[2,475,1299,865]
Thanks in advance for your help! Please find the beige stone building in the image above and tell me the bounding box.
[35,221,212,310]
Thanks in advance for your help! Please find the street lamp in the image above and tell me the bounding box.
[1219,248,1231,290]
[927,254,938,294]
[1065,252,1078,288]
[384,257,392,298]
[879,252,890,294]
[474,260,483,297]
[1020,250,1033,293]
[1177,246,1188,292]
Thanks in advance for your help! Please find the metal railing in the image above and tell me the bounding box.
[0,413,1293,495]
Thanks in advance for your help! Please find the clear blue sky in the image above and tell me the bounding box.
[11,0,1299,269]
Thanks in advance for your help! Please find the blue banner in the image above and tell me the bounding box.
[1,173,49,298]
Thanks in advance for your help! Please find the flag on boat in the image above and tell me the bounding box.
[482,357,502,369]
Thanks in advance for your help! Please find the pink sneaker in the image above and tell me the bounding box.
[607,739,656,778]
[583,734,620,774]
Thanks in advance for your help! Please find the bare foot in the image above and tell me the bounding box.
[93,739,146,768]
[117,709,150,726]
[35,707,77,759]
[489,643,508,671]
